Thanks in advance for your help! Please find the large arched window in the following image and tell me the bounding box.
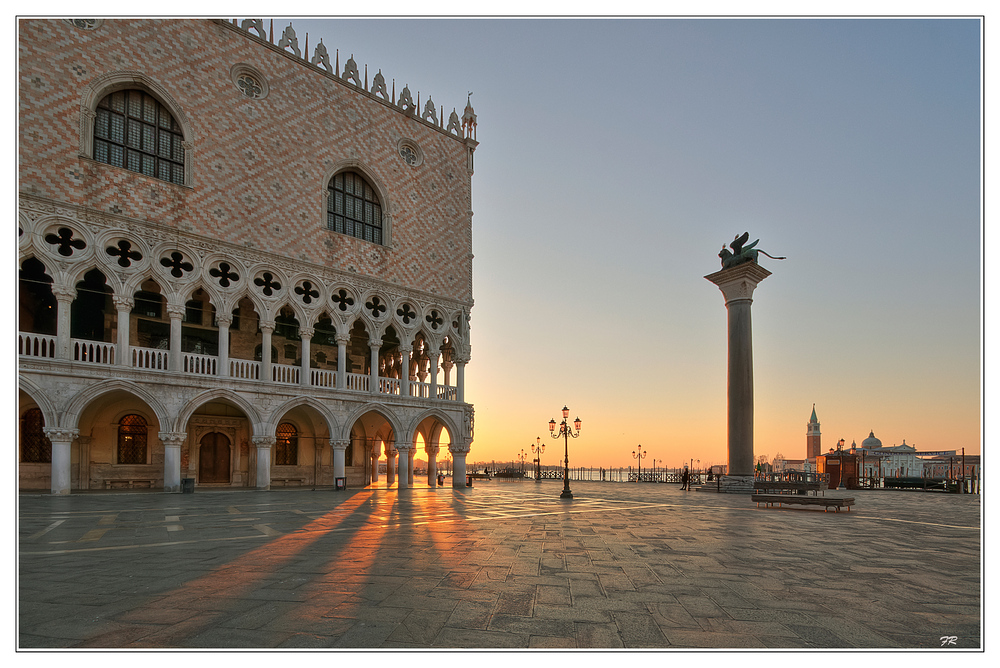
[327,171,383,244]
[117,414,148,465]
[20,408,51,463]
[275,423,298,466]
[94,89,185,185]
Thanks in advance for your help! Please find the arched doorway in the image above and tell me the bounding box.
[199,432,231,483]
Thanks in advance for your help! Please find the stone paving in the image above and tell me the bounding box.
[17,480,981,650]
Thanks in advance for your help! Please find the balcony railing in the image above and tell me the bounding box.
[18,333,459,400]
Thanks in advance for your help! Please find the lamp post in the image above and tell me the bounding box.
[836,438,846,490]
[531,437,544,481]
[632,447,647,482]
[517,449,527,475]
[548,405,581,499]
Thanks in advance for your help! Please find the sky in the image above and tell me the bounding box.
[271,14,983,470]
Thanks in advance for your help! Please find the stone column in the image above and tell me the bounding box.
[705,262,771,486]
[397,446,409,489]
[216,314,231,377]
[429,350,440,400]
[369,340,381,394]
[160,432,186,492]
[45,427,78,495]
[113,296,133,366]
[166,303,184,372]
[260,322,274,382]
[77,435,92,490]
[336,333,349,389]
[53,287,74,361]
[370,440,381,483]
[253,436,275,489]
[386,446,397,486]
[399,346,412,397]
[332,439,347,483]
[299,326,314,387]
[455,356,468,403]
[450,444,468,489]
[426,444,439,485]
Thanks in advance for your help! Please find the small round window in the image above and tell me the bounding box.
[397,138,423,167]
[229,64,269,100]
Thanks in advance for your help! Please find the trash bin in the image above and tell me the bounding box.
[335,477,347,491]
[466,474,473,487]
[181,478,195,494]
[437,473,444,487]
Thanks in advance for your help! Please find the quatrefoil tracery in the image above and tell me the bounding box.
[295,281,320,304]
[426,309,443,330]
[45,227,87,257]
[365,295,387,319]
[332,289,355,312]
[160,251,193,278]
[254,272,281,296]
[106,239,142,267]
[396,303,417,325]
[209,262,239,288]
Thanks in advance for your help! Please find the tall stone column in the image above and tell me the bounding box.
[336,333,349,389]
[705,262,771,488]
[429,350,440,399]
[166,303,184,372]
[369,340,381,394]
[450,444,468,489]
[160,432,186,492]
[254,436,275,489]
[260,322,274,381]
[456,358,467,403]
[113,296,132,366]
[397,447,409,489]
[386,446,397,486]
[45,427,78,495]
[332,439,347,483]
[299,326,314,387]
[53,287,74,361]
[426,444,439,485]
[399,346,412,397]
[216,314,231,377]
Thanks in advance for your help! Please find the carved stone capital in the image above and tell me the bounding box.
[252,436,276,449]
[704,262,771,306]
[44,427,79,442]
[299,326,315,339]
[113,295,134,312]
[158,432,187,448]
[330,440,348,451]
[166,304,186,319]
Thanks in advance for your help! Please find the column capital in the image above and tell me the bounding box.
[330,439,348,451]
[165,303,186,319]
[336,332,351,345]
[260,321,275,334]
[705,262,771,305]
[215,313,233,327]
[44,427,78,442]
[252,436,276,448]
[299,326,315,339]
[158,432,187,447]
[52,285,76,302]
[113,295,134,311]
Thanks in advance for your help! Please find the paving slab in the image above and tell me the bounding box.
[17,481,981,650]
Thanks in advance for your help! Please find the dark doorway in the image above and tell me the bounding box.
[198,432,231,483]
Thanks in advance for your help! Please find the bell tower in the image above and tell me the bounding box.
[806,404,821,459]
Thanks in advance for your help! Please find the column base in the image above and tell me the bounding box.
[712,474,755,494]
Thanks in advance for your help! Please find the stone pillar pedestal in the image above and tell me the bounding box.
[254,436,275,489]
[332,440,347,482]
[45,428,78,495]
[716,474,756,494]
[160,432,186,492]
[705,262,771,483]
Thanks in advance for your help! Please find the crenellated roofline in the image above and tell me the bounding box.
[216,19,478,146]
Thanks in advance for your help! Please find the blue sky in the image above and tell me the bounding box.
[276,15,982,468]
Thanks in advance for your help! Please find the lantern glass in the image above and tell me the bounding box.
[549,419,556,432]
[574,417,582,431]
[562,406,570,419]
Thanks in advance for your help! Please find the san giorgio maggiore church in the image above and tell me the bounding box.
[18,18,479,494]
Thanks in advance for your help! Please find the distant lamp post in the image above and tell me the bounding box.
[836,438,846,489]
[632,447,647,482]
[549,405,581,499]
[531,437,544,480]
[517,449,527,474]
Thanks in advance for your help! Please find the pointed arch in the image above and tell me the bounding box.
[176,388,265,436]
[62,378,172,431]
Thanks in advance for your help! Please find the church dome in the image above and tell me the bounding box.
[861,430,882,449]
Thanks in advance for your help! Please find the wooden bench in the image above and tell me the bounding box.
[271,477,307,487]
[102,479,157,489]
[753,480,826,496]
[751,494,854,512]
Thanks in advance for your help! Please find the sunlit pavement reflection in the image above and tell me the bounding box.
[18,481,981,649]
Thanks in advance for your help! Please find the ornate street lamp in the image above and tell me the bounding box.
[632,446,647,482]
[531,437,544,480]
[517,449,527,474]
[549,405,581,499]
